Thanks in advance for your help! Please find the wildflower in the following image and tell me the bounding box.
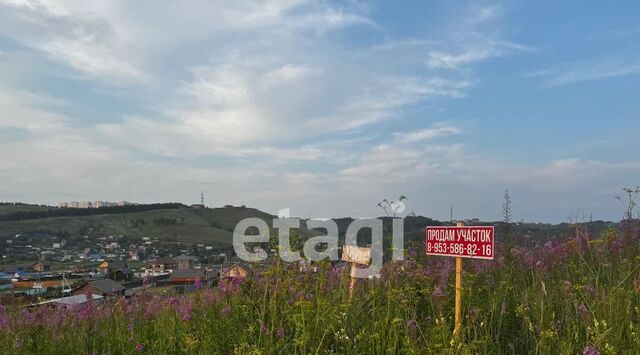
[277,326,285,339]
[578,303,589,317]
[406,319,417,341]
[431,286,444,299]
[468,307,479,322]
[135,343,144,352]
[168,297,178,306]
[194,277,202,290]
[178,299,193,321]
[221,305,231,316]
[582,345,599,355]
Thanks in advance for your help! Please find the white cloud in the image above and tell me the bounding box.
[528,51,640,86]
[261,64,318,88]
[0,87,69,132]
[394,122,461,143]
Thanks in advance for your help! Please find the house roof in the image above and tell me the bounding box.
[223,264,247,272]
[102,260,128,270]
[170,268,204,280]
[39,294,104,305]
[117,268,134,275]
[0,265,21,273]
[154,256,175,264]
[175,254,195,261]
[88,279,126,294]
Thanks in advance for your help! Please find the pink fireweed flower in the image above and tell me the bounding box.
[221,305,231,317]
[178,299,194,321]
[194,277,202,290]
[277,326,285,339]
[583,345,599,355]
[135,343,144,352]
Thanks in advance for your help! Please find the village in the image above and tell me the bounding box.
[0,229,262,306]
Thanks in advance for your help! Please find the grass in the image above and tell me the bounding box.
[0,225,639,354]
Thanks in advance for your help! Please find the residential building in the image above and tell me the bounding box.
[71,279,125,297]
[175,254,195,269]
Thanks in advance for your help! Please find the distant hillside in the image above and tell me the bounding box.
[0,203,53,216]
[0,203,184,221]
[0,205,275,244]
[0,202,617,246]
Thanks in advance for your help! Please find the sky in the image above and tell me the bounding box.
[0,0,639,223]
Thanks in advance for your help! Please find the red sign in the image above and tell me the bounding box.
[425,226,495,260]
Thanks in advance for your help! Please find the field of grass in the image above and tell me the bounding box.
[0,224,638,354]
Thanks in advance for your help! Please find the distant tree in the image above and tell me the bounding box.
[377,195,407,218]
[502,189,513,245]
[616,186,640,246]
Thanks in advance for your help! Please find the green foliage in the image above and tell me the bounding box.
[1,234,639,354]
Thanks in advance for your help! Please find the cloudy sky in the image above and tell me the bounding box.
[0,0,639,222]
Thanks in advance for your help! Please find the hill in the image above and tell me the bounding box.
[0,202,617,247]
[0,205,275,244]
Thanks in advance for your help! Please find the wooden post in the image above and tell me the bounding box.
[349,262,357,299]
[454,221,463,337]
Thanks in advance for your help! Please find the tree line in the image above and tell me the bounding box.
[0,203,185,221]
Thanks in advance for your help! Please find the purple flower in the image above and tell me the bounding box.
[578,303,589,317]
[221,305,231,316]
[277,326,285,339]
[431,286,444,299]
[194,277,202,290]
[135,343,144,352]
[582,345,599,355]
[406,319,417,341]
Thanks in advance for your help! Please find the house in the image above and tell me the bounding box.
[169,268,206,285]
[98,260,128,272]
[71,279,126,297]
[113,268,134,281]
[150,257,176,272]
[175,254,195,269]
[98,260,131,281]
[38,293,104,306]
[222,264,249,279]
[32,261,51,272]
[0,265,22,274]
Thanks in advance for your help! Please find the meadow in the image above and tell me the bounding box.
[0,224,639,354]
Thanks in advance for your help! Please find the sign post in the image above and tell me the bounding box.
[425,222,495,338]
[342,245,371,299]
[454,222,463,336]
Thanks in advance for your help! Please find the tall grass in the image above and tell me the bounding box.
[1,227,639,354]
